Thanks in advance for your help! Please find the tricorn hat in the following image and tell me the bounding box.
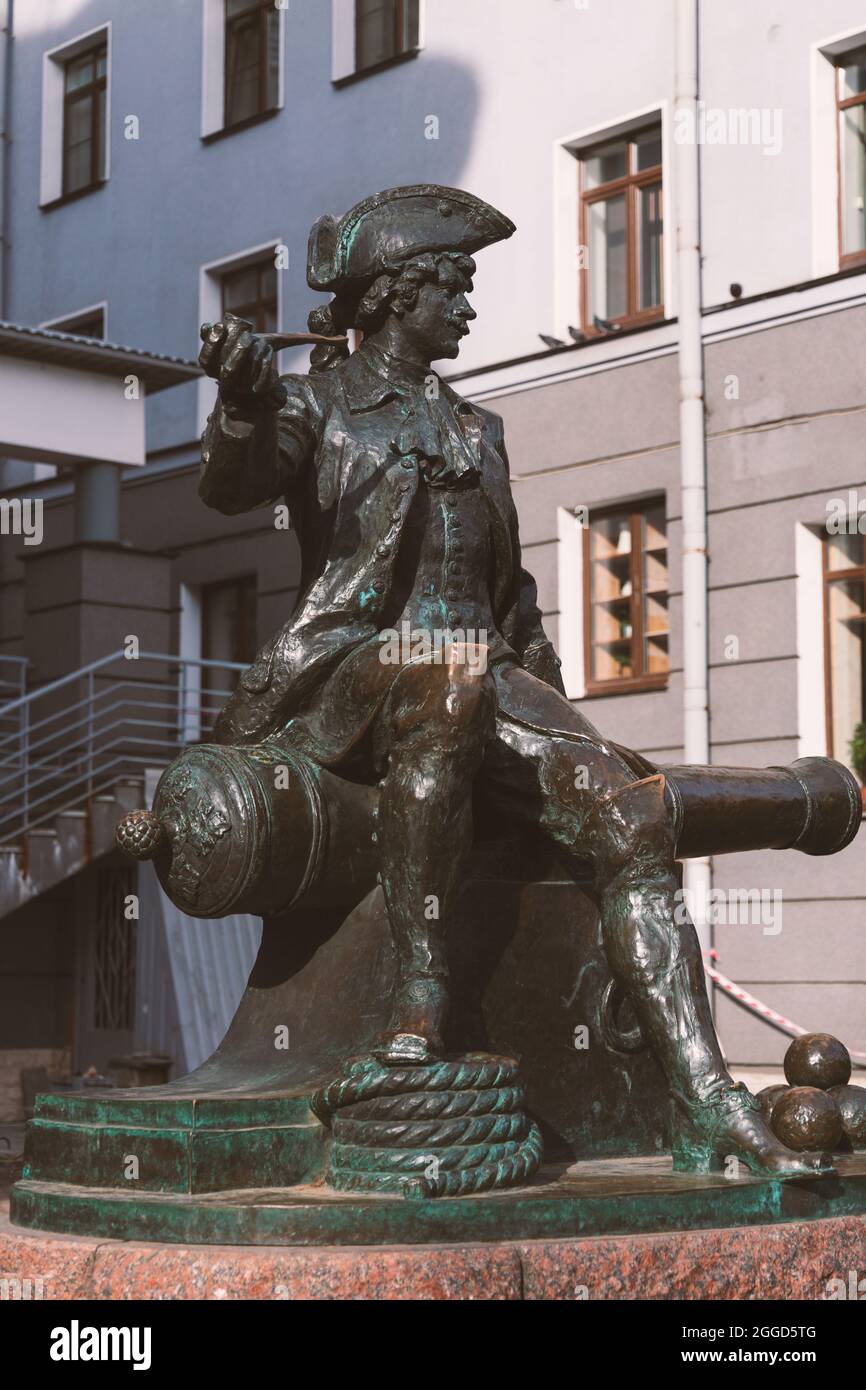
[307,184,515,292]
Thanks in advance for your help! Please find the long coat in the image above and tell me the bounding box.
[199,345,564,745]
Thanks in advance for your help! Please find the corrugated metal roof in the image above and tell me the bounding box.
[0,320,202,394]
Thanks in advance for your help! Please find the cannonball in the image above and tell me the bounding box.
[770,1086,843,1152]
[755,1084,790,1124]
[828,1084,866,1150]
[783,1033,851,1090]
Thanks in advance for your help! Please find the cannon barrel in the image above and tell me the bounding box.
[116,746,861,920]
[664,757,861,860]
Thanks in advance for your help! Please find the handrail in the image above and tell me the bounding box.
[0,650,248,849]
[0,649,244,718]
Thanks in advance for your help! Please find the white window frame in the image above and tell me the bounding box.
[795,522,828,759]
[40,24,112,208]
[331,0,425,83]
[40,301,109,338]
[811,25,866,280]
[201,0,287,139]
[197,239,285,432]
[557,507,586,700]
[553,102,672,343]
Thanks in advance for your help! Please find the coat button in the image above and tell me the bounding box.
[377,544,390,557]
[401,458,415,469]
[448,610,460,624]
[391,512,402,522]
[372,579,385,593]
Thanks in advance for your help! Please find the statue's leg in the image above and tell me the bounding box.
[371,657,496,1065]
[484,713,834,1175]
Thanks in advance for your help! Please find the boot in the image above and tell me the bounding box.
[591,776,835,1177]
[371,973,447,1064]
[671,1080,834,1176]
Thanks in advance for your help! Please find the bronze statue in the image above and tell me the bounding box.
[190,183,852,1180]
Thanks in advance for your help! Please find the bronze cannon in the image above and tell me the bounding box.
[116,745,862,920]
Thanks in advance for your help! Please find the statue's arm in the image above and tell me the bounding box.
[199,387,316,515]
[196,314,320,515]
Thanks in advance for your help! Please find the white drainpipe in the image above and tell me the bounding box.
[674,0,712,958]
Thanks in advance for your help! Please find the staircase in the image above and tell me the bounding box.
[0,650,245,917]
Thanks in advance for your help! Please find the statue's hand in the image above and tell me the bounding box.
[199,313,283,407]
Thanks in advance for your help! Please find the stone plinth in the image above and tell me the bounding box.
[2,1200,864,1300]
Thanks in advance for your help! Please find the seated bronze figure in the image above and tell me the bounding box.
[186,184,856,1180]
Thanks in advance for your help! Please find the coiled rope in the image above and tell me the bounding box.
[311,1053,543,1199]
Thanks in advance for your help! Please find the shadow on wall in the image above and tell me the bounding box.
[160,53,485,454]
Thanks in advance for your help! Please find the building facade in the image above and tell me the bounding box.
[1,0,865,1112]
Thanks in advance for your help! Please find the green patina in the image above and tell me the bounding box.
[11,1155,866,1248]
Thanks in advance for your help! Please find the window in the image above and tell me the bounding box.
[202,576,258,726]
[837,48,866,267]
[221,256,278,331]
[823,531,866,764]
[355,0,419,74]
[224,0,280,128]
[62,41,107,196]
[45,306,106,339]
[580,124,663,333]
[583,501,669,692]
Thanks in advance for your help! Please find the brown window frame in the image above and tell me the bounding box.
[62,41,107,198]
[354,0,420,76]
[822,530,866,759]
[836,49,866,270]
[582,500,669,696]
[224,0,280,131]
[220,255,278,333]
[579,124,664,335]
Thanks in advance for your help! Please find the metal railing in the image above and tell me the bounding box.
[0,650,246,846]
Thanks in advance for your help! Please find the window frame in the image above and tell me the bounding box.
[578,124,664,335]
[822,530,866,760]
[62,40,108,198]
[41,301,108,340]
[835,48,866,270]
[220,255,278,333]
[40,25,111,211]
[223,0,280,131]
[353,0,419,76]
[198,239,284,433]
[581,500,669,697]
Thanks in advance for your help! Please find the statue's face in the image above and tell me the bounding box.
[399,258,477,360]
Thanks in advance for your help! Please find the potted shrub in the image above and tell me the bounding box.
[849,723,866,804]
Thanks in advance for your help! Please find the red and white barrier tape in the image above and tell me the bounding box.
[704,950,866,1066]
